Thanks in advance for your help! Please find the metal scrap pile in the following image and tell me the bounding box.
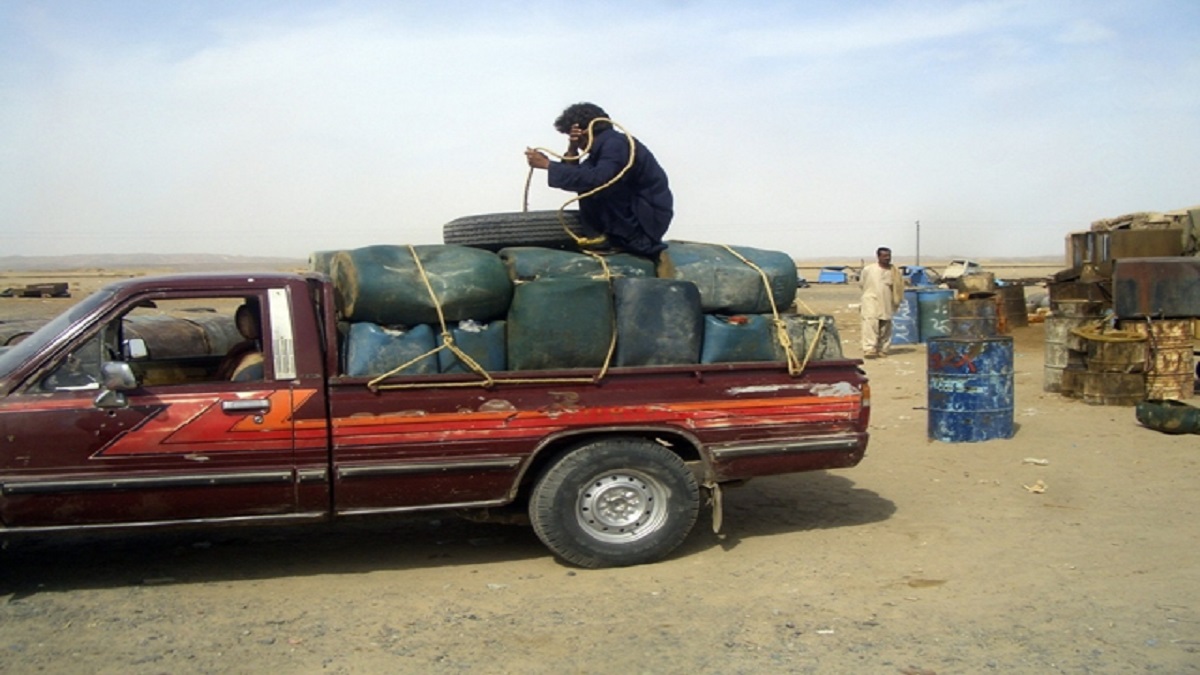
[1047,204,1199,410]
[1088,206,1200,257]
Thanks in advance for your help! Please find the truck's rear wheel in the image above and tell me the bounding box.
[529,439,699,568]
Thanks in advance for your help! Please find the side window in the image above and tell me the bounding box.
[32,291,292,393]
[39,332,106,391]
[120,297,264,386]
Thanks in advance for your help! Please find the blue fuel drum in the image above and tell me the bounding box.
[891,289,920,345]
[927,336,1015,443]
[917,288,955,343]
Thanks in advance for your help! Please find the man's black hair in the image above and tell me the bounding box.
[876,247,892,256]
[554,102,612,134]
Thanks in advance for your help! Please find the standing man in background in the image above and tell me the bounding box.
[859,246,904,358]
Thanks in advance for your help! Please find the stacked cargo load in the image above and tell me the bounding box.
[312,234,845,381]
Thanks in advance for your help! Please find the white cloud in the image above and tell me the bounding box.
[1055,19,1117,45]
[1,1,1198,259]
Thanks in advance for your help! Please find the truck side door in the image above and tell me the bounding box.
[0,287,309,528]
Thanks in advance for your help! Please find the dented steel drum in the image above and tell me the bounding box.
[1043,317,1090,394]
[927,336,1015,443]
[1079,329,1147,406]
[1118,318,1195,400]
[1043,300,1105,393]
[1060,365,1087,399]
[1080,371,1146,406]
[1083,332,1147,373]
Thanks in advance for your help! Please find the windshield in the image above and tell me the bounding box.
[0,288,117,381]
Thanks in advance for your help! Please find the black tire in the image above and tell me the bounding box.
[529,438,700,568]
[441,210,601,252]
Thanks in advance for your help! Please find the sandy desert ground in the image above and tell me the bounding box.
[1,266,1198,674]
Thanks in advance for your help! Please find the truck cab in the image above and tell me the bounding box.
[0,274,330,529]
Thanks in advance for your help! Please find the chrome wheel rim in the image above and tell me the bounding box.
[575,469,668,543]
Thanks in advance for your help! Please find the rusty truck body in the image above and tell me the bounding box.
[0,273,870,567]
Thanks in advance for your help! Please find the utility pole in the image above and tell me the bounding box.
[915,220,921,266]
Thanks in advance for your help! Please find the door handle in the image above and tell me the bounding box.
[221,399,271,413]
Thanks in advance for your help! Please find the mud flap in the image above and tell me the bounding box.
[705,481,723,533]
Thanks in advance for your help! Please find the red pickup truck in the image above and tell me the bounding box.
[0,272,870,567]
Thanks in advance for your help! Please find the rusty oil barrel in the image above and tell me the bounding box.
[948,294,998,339]
[995,284,1028,332]
[1080,371,1147,406]
[1060,365,1087,399]
[1043,300,1107,393]
[1078,327,1149,406]
[1118,318,1195,400]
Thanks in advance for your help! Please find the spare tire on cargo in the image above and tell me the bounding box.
[442,211,603,252]
[331,245,512,326]
[664,241,798,314]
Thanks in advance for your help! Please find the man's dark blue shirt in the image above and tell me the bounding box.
[547,128,673,258]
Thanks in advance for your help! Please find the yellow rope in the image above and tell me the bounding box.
[367,246,496,391]
[362,244,822,389]
[717,244,816,376]
[523,117,637,248]
[793,295,818,315]
[363,125,820,390]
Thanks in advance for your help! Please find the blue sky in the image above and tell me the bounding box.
[2,0,1198,260]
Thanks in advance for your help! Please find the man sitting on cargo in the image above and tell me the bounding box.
[524,102,673,264]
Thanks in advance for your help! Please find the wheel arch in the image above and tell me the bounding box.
[511,426,706,503]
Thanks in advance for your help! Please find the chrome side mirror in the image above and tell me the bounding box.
[95,362,138,409]
[123,338,148,361]
[101,361,138,391]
